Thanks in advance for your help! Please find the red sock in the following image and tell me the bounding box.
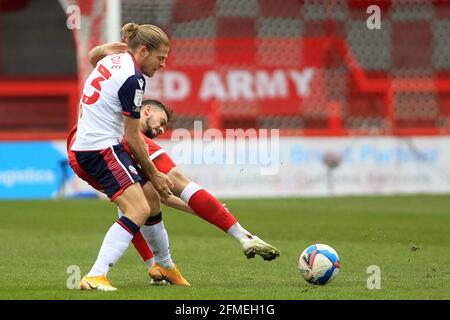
[132,231,154,262]
[185,187,237,232]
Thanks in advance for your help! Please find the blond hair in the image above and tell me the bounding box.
[121,22,169,51]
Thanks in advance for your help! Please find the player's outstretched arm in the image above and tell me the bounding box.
[124,116,174,199]
[161,195,196,215]
[161,193,229,217]
[88,42,128,67]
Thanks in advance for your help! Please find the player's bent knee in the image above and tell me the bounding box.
[128,203,151,226]
[149,203,161,216]
[115,196,151,226]
[138,202,151,218]
[115,204,150,227]
[168,168,191,196]
[142,182,161,215]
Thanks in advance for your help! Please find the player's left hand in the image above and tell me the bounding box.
[151,171,174,200]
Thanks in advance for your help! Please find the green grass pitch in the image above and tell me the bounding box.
[0,195,449,300]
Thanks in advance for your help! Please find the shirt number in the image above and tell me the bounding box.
[81,64,112,105]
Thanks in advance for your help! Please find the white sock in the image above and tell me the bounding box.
[140,221,174,269]
[87,222,133,276]
[145,258,155,268]
[227,222,253,244]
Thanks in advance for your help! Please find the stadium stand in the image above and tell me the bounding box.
[1,0,450,139]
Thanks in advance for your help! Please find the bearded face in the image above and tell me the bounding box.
[142,108,168,139]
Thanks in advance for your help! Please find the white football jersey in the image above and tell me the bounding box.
[71,52,146,151]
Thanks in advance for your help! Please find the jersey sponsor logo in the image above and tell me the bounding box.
[138,78,145,89]
[133,89,144,112]
[128,165,138,175]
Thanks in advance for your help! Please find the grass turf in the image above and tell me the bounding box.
[0,195,449,300]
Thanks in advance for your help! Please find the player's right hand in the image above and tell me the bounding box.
[151,171,174,199]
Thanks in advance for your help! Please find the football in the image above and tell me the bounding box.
[298,244,341,285]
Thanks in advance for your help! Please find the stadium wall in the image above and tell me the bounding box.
[2,1,450,199]
[1,137,449,199]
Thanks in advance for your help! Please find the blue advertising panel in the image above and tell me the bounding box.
[0,142,72,199]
